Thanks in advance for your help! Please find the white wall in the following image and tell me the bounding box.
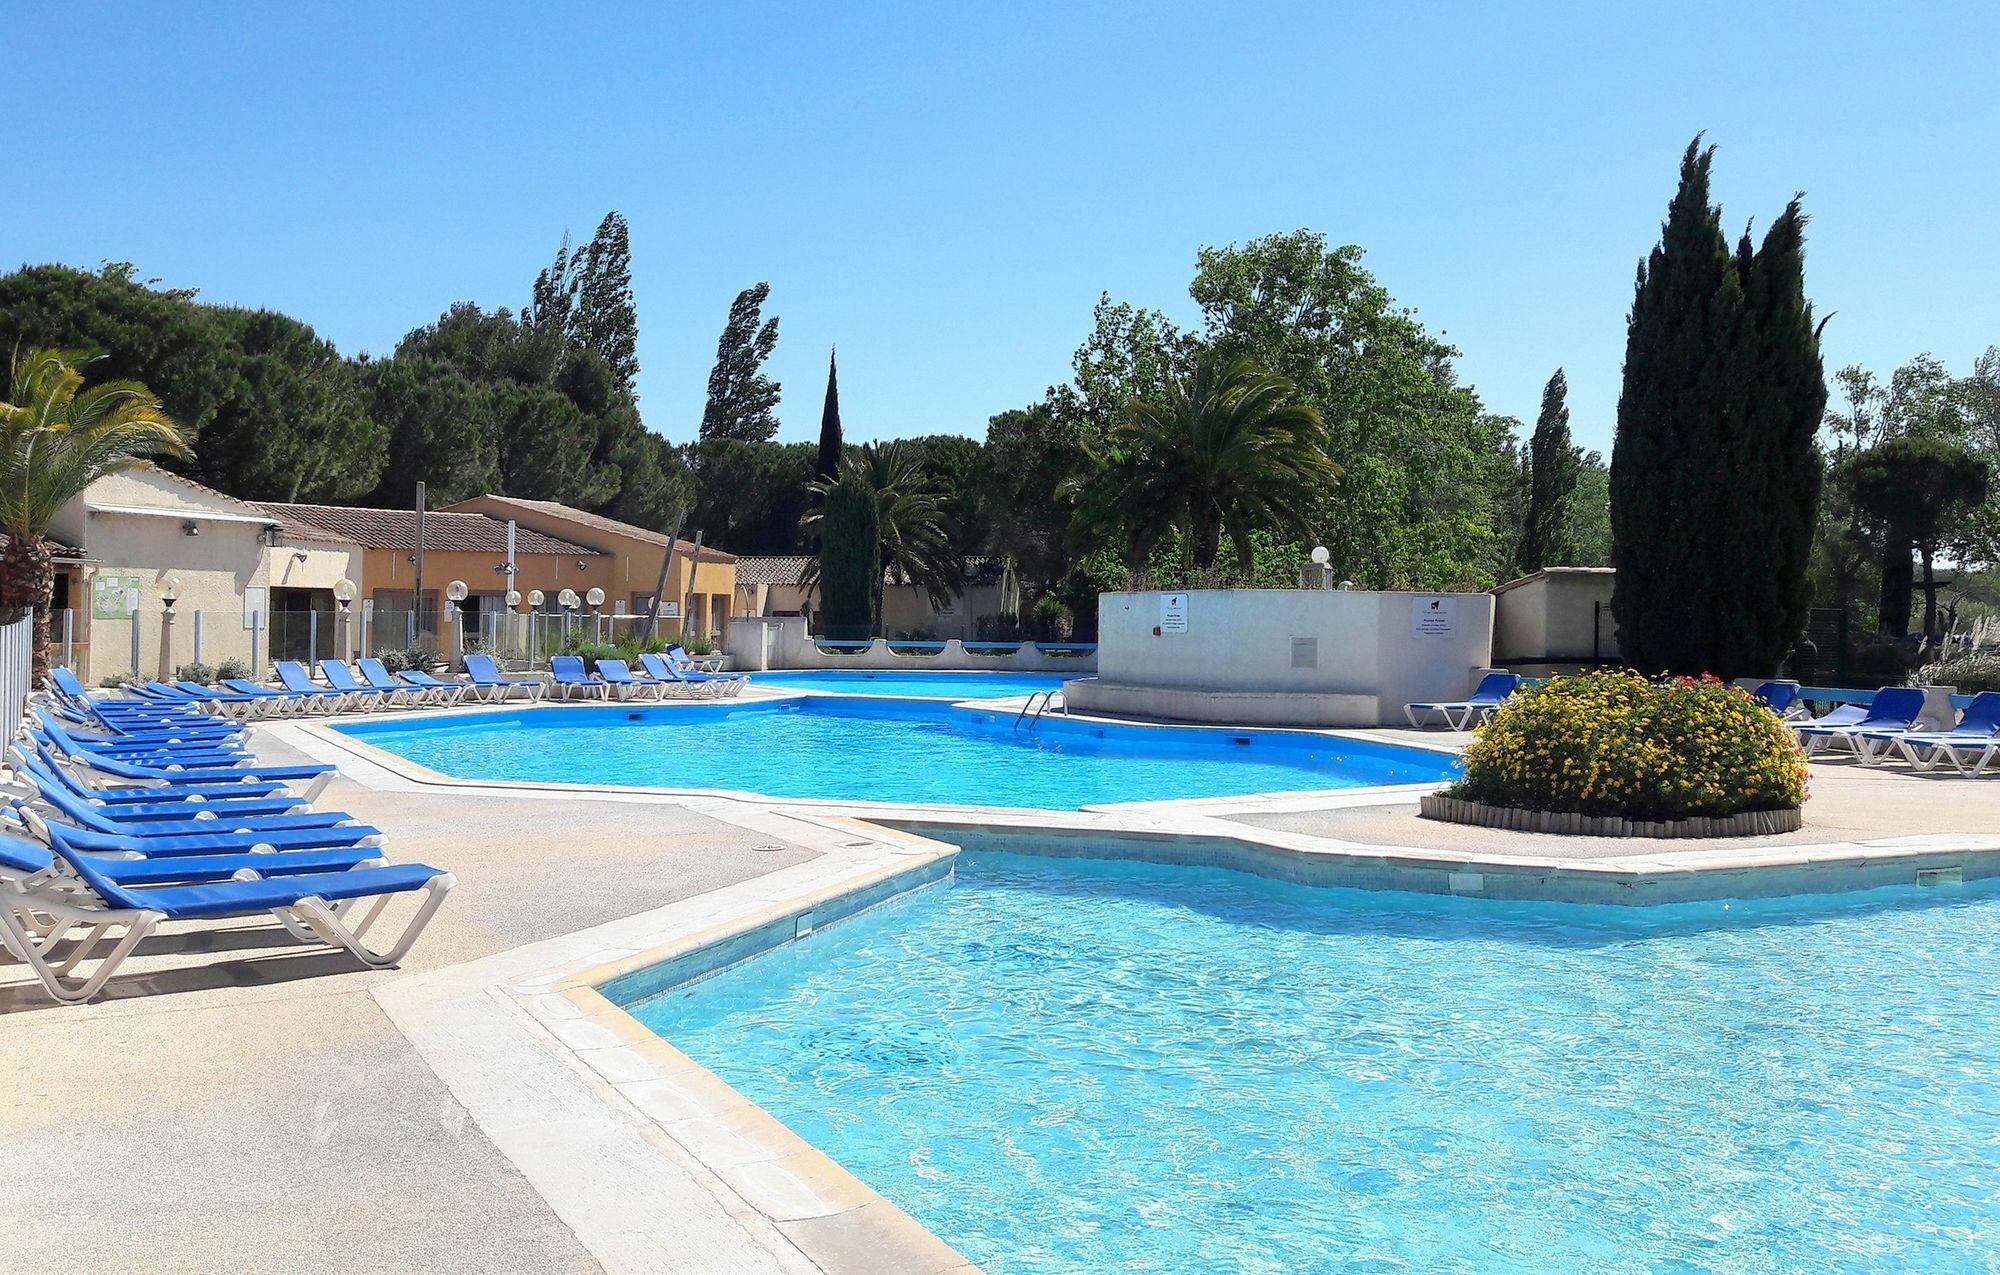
[1074,589,1494,726]
[1492,569,1619,663]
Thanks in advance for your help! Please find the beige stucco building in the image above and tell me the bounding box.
[733,555,1020,640]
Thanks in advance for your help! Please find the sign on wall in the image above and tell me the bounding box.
[1160,593,1188,634]
[1412,595,1457,639]
[242,586,267,630]
[91,574,142,620]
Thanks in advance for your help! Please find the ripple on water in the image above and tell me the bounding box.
[637,853,2000,1273]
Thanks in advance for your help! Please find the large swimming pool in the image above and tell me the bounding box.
[750,669,1072,699]
[337,699,1456,808]
[639,852,2000,1272]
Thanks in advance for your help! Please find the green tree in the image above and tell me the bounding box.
[1516,369,1581,573]
[688,439,818,554]
[361,356,499,507]
[1189,230,1510,588]
[803,442,963,608]
[814,459,880,638]
[0,264,385,502]
[815,349,843,481]
[699,283,782,441]
[568,212,639,394]
[982,401,1088,596]
[1070,351,1337,571]
[0,349,190,673]
[1610,138,1826,676]
[1847,436,1991,639]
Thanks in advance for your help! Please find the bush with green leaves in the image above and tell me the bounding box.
[377,646,444,675]
[1912,648,2000,695]
[214,656,250,681]
[176,662,216,684]
[1445,670,1807,821]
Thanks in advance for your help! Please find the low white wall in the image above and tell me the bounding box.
[1069,589,1494,727]
[726,615,1097,674]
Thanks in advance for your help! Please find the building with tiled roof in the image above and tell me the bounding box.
[444,495,739,639]
[254,503,598,557]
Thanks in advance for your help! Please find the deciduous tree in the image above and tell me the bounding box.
[699,283,782,442]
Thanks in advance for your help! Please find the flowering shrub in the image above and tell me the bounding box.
[1444,670,1807,820]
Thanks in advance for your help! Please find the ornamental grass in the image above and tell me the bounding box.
[1444,670,1807,821]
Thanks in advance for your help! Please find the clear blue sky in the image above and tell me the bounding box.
[6,3,1995,455]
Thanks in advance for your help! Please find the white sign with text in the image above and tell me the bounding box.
[1160,593,1188,634]
[1412,595,1457,638]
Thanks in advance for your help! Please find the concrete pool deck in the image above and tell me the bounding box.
[9,702,2000,1274]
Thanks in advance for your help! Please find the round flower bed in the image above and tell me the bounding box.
[1430,670,1807,836]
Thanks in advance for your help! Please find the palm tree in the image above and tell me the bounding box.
[0,349,190,676]
[1070,351,1339,571]
[801,442,964,618]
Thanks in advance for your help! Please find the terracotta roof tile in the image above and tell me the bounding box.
[448,495,736,562]
[253,503,600,556]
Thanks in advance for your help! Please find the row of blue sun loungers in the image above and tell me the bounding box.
[108,648,746,719]
[1792,687,2000,775]
[2,677,456,1002]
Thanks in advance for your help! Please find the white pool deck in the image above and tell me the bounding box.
[8,690,2000,1274]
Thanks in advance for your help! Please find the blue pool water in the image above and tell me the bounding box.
[751,670,1073,699]
[640,853,2000,1272]
[338,699,1456,808]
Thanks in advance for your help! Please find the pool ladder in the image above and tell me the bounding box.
[1014,689,1066,732]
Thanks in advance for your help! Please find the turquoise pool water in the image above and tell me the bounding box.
[640,853,2000,1273]
[338,699,1456,808]
[752,670,1072,699]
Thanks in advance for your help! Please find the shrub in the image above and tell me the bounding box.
[1445,670,1807,821]
[100,671,132,688]
[678,636,714,657]
[1912,648,2000,695]
[214,656,250,681]
[377,646,444,675]
[176,662,216,684]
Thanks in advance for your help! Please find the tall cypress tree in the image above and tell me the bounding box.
[1610,138,1824,676]
[1517,368,1580,573]
[698,283,782,441]
[817,462,880,639]
[570,212,639,394]
[816,348,843,480]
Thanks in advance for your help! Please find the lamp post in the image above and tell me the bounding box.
[160,577,180,679]
[333,577,356,659]
[445,580,469,661]
[586,587,606,643]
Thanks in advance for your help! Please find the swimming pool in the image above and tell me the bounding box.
[751,669,1072,699]
[337,699,1456,808]
[639,851,2000,1272]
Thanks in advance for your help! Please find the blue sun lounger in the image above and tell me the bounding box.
[220,678,310,716]
[36,712,337,802]
[0,825,453,1002]
[1405,673,1522,729]
[639,651,745,698]
[1861,691,2000,775]
[1795,687,1930,758]
[392,667,470,706]
[549,655,609,700]
[463,653,547,703]
[0,821,385,892]
[593,658,665,701]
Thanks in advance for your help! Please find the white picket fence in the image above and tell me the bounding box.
[0,609,34,734]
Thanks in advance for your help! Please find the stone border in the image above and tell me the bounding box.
[1419,793,1802,838]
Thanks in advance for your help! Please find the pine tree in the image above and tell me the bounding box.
[1610,137,1825,676]
[817,461,880,639]
[816,348,843,479]
[1517,369,1580,574]
[569,213,639,394]
[698,283,782,441]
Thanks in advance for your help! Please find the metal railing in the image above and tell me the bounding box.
[0,609,32,732]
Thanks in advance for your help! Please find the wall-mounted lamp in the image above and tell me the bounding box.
[182,520,201,537]
[575,559,589,571]
[333,578,357,614]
